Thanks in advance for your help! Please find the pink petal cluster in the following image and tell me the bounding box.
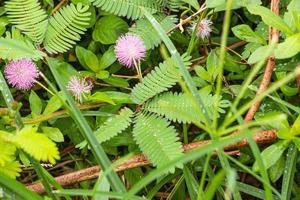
[197,18,213,39]
[115,33,146,68]
[4,59,39,90]
[67,76,93,102]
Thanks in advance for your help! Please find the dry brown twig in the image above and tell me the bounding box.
[27,130,277,194]
[244,0,280,122]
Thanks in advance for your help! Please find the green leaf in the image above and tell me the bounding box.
[93,15,128,44]
[103,91,132,104]
[103,77,129,88]
[248,45,269,64]
[274,33,300,59]
[232,24,266,44]
[88,92,115,105]
[247,5,294,35]
[206,49,221,81]
[253,142,287,171]
[42,127,64,143]
[268,155,285,183]
[76,46,99,72]
[99,46,117,70]
[290,114,300,136]
[29,91,43,118]
[182,0,199,10]
[43,91,66,115]
[13,127,60,164]
[133,113,184,173]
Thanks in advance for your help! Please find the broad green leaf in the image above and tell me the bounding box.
[42,127,64,143]
[290,115,300,136]
[208,0,261,11]
[206,49,220,80]
[195,66,211,82]
[248,45,269,64]
[96,70,110,79]
[76,46,99,72]
[43,91,66,115]
[99,46,116,69]
[247,5,294,35]
[103,91,132,104]
[274,33,300,59]
[253,142,287,171]
[232,24,266,44]
[93,15,129,44]
[206,0,225,8]
[287,0,300,11]
[182,0,199,10]
[88,92,115,105]
[269,155,285,183]
[29,91,43,118]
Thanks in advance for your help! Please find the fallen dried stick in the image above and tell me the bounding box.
[244,0,279,122]
[27,130,277,194]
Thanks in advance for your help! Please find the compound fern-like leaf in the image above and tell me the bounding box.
[0,38,46,60]
[95,108,133,143]
[13,127,60,164]
[0,160,21,179]
[43,3,91,54]
[77,108,133,149]
[129,14,177,49]
[5,0,48,45]
[133,113,184,172]
[144,92,202,123]
[145,91,231,123]
[131,55,191,105]
[89,0,160,19]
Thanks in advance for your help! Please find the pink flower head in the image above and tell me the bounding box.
[67,76,93,102]
[4,59,39,90]
[115,33,146,68]
[196,18,213,39]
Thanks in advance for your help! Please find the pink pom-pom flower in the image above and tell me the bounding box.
[67,76,93,103]
[196,18,213,39]
[115,33,146,68]
[4,59,39,90]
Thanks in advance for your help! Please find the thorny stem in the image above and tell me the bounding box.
[244,0,280,122]
[167,4,207,34]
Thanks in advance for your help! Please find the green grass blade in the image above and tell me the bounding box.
[203,170,226,200]
[0,172,43,200]
[281,143,298,200]
[236,182,280,200]
[47,57,126,193]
